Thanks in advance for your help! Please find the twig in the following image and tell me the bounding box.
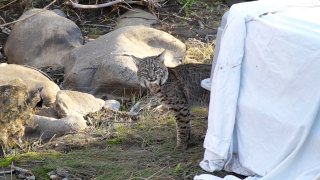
[122,0,133,9]
[116,171,132,180]
[119,16,157,21]
[11,165,32,175]
[10,162,13,180]
[67,0,139,9]
[146,166,166,180]
[0,0,57,28]
[31,132,44,148]
[67,8,84,25]
[47,134,56,144]
[0,0,18,10]
[0,170,13,174]
[0,15,6,24]
[82,24,113,28]
[128,166,167,180]
[172,13,192,21]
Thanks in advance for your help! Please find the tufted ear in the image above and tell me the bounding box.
[37,87,44,93]
[123,54,142,67]
[156,50,166,64]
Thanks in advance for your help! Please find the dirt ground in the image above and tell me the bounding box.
[0,0,239,179]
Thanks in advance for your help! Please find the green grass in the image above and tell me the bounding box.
[107,137,124,145]
[0,151,61,179]
[179,0,199,16]
[0,155,15,167]
[1,108,209,179]
[83,27,104,39]
[0,151,60,167]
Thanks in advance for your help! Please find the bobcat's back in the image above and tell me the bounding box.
[164,64,211,107]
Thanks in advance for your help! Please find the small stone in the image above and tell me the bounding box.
[56,167,68,177]
[55,90,105,118]
[105,100,121,111]
[49,174,60,180]
[34,114,88,140]
[26,175,36,180]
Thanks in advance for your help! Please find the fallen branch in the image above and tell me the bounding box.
[11,164,35,179]
[66,0,141,9]
[0,169,14,174]
[0,0,57,28]
[11,165,32,175]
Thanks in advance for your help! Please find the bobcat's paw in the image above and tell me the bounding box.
[175,143,188,151]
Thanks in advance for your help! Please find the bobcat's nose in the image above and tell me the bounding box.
[148,71,156,77]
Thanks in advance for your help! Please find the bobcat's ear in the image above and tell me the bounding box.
[129,55,142,67]
[37,87,44,93]
[156,50,166,64]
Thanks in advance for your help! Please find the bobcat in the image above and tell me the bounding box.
[133,51,211,150]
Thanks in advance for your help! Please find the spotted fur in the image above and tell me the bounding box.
[134,52,211,149]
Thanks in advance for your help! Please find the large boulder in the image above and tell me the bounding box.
[62,26,186,99]
[4,8,83,68]
[0,63,60,105]
[54,90,106,118]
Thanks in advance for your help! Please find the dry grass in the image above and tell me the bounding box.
[184,38,214,64]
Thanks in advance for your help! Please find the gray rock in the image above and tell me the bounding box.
[0,63,60,105]
[63,26,186,99]
[4,8,83,68]
[104,99,121,111]
[115,8,158,29]
[55,90,105,118]
[33,114,88,140]
[51,9,66,17]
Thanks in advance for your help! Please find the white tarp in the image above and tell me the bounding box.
[195,0,320,179]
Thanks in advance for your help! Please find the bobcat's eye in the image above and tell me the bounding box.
[140,69,148,75]
[155,69,163,75]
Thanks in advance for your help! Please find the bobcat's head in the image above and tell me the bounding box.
[133,51,169,89]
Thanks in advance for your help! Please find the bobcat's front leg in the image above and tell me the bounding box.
[174,106,191,150]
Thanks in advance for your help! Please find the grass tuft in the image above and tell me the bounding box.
[185,38,214,64]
